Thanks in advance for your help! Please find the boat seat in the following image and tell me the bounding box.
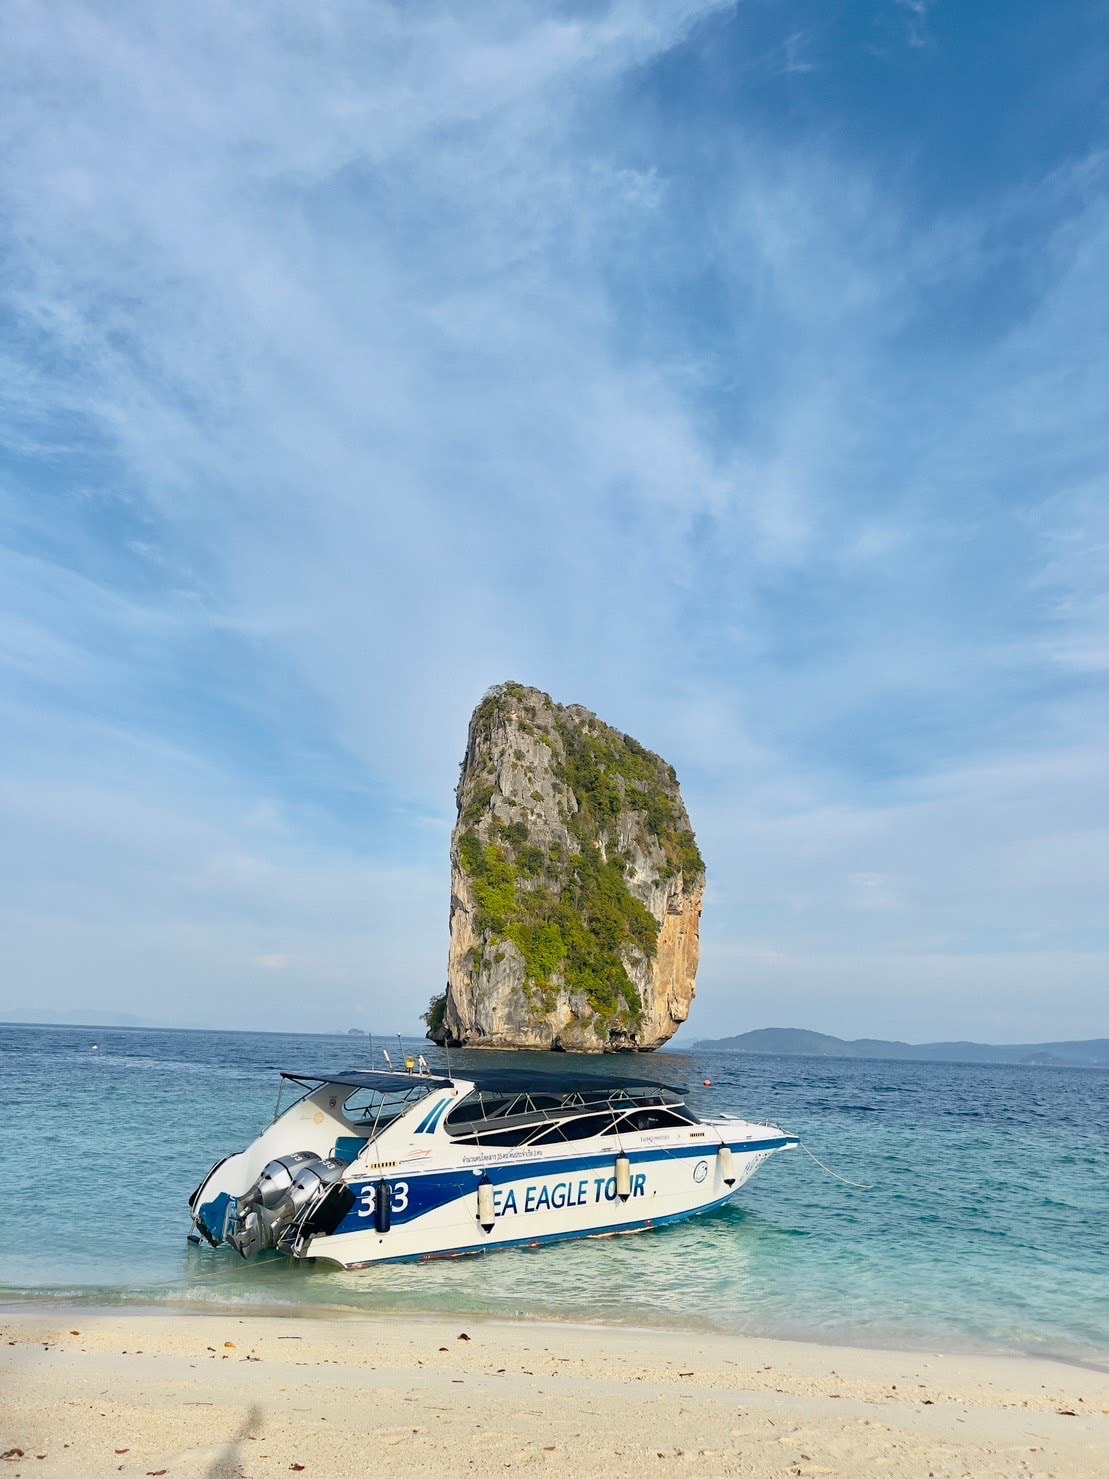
[333,1135,369,1164]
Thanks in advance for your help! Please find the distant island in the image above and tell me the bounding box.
[691,1027,1109,1068]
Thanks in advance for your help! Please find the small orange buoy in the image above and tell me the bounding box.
[703,1078,712,1087]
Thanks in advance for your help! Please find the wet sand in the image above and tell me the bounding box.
[2,1308,1107,1477]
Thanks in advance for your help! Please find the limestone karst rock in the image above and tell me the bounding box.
[425,682,705,1053]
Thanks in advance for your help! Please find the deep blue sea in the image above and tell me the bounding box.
[3,1022,1107,1362]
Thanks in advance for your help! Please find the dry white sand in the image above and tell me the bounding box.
[2,1308,1107,1477]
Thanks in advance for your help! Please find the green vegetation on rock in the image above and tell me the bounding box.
[422,992,447,1035]
[555,717,704,882]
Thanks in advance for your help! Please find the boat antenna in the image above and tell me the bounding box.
[382,1047,392,1069]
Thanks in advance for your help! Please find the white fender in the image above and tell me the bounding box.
[717,1146,736,1187]
[477,1177,495,1231]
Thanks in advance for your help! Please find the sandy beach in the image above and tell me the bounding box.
[2,1309,1106,1478]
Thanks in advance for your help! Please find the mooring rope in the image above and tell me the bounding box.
[799,1141,873,1191]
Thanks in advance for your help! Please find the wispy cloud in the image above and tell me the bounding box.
[893,0,935,48]
[0,1,1106,1039]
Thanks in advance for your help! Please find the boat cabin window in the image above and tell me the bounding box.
[601,1106,696,1133]
[443,1085,698,1148]
[529,1113,617,1144]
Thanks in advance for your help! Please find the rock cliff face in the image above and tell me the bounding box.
[425,682,704,1053]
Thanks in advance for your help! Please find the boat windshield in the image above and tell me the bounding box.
[278,1071,447,1142]
[341,1083,438,1138]
[444,1084,699,1148]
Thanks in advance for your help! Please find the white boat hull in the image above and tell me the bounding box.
[308,1134,791,1268]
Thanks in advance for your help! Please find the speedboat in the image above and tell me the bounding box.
[189,1065,797,1268]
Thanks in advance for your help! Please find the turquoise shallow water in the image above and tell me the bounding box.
[3,1022,1107,1361]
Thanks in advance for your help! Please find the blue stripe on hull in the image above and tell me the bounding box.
[335,1136,795,1236]
[329,1135,798,1242]
[332,1187,745,1269]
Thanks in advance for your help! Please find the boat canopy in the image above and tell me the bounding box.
[279,1068,683,1097]
[448,1070,684,1097]
[280,1070,453,1092]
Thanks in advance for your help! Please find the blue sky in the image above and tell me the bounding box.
[1,0,1106,1041]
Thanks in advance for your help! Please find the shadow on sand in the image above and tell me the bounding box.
[204,1403,264,1478]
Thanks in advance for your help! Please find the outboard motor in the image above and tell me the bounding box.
[228,1154,346,1258]
[256,1151,324,1209]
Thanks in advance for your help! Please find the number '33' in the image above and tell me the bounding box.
[356,1181,409,1216]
